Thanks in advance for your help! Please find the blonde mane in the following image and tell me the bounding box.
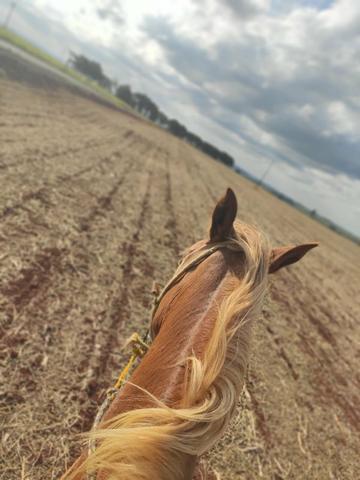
[67,221,270,480]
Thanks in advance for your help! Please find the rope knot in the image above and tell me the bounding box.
[125,332,149,357]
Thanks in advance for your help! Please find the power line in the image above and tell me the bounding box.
[3,1,17,29]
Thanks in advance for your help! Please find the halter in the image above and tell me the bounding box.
[151,239,242,324]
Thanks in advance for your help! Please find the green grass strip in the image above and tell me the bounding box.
[0,26,132,112]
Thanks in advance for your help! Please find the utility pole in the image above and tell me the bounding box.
[257,158,275,188]
[3,1,17,29]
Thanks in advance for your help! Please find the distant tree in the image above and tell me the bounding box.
[66,52,235,168]
[68,52,112,90]
[117,81,235,169]
[168,119,188,138]
[201,140,219,159]
[116,85,135,107]
[133,93,160,121]
[110,78,119,94]
[156,110,169,128]
[185,132,202,148]
[217,151,234,167]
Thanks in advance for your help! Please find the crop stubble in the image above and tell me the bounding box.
[0,78,359,480]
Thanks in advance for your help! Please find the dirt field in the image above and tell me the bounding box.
[0,51,359,480]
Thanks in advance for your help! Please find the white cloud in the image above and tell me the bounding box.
[325,101,360,139]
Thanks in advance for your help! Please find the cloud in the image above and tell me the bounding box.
[97,0,124,26]
[222,0,270,18]
[139,3,360,178]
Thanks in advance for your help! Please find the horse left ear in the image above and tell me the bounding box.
[209,188,238,242]
[269,242,319,273]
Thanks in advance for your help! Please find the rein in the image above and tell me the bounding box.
[151,241,238,320]
[86,239,241,476]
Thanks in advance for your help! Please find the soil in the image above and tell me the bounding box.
[0,49,359,480]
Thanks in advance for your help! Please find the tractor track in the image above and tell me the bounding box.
[96,168,153,374]
[75,168,156,418]
[80,152,181,420]
[0,153,143,319]
[0,247,64,316]
[0,137,141,220]
[0,135,119,173]
[264,322,299,381]
[164,155,180,255]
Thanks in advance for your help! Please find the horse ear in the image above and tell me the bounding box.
[209,188,238,242]
[269,243,318,273]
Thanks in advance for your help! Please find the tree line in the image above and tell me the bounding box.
[68,53,234,168]
[68,52,114,91]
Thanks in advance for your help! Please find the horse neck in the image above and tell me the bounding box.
[63,243,265,480]
[103,248,245,420]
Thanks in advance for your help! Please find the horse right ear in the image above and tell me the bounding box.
[269,243,318,273]
[209,188,238,242]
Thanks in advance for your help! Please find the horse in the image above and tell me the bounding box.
[62,188,317,480]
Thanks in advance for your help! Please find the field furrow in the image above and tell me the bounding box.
[0,75,359,480]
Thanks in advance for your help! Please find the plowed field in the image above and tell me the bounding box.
[0,56,359,480]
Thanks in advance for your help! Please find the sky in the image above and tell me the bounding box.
[1,0,360,237]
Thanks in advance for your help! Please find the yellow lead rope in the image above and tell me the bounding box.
[87,332,150,479]
[113,332,149,390]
